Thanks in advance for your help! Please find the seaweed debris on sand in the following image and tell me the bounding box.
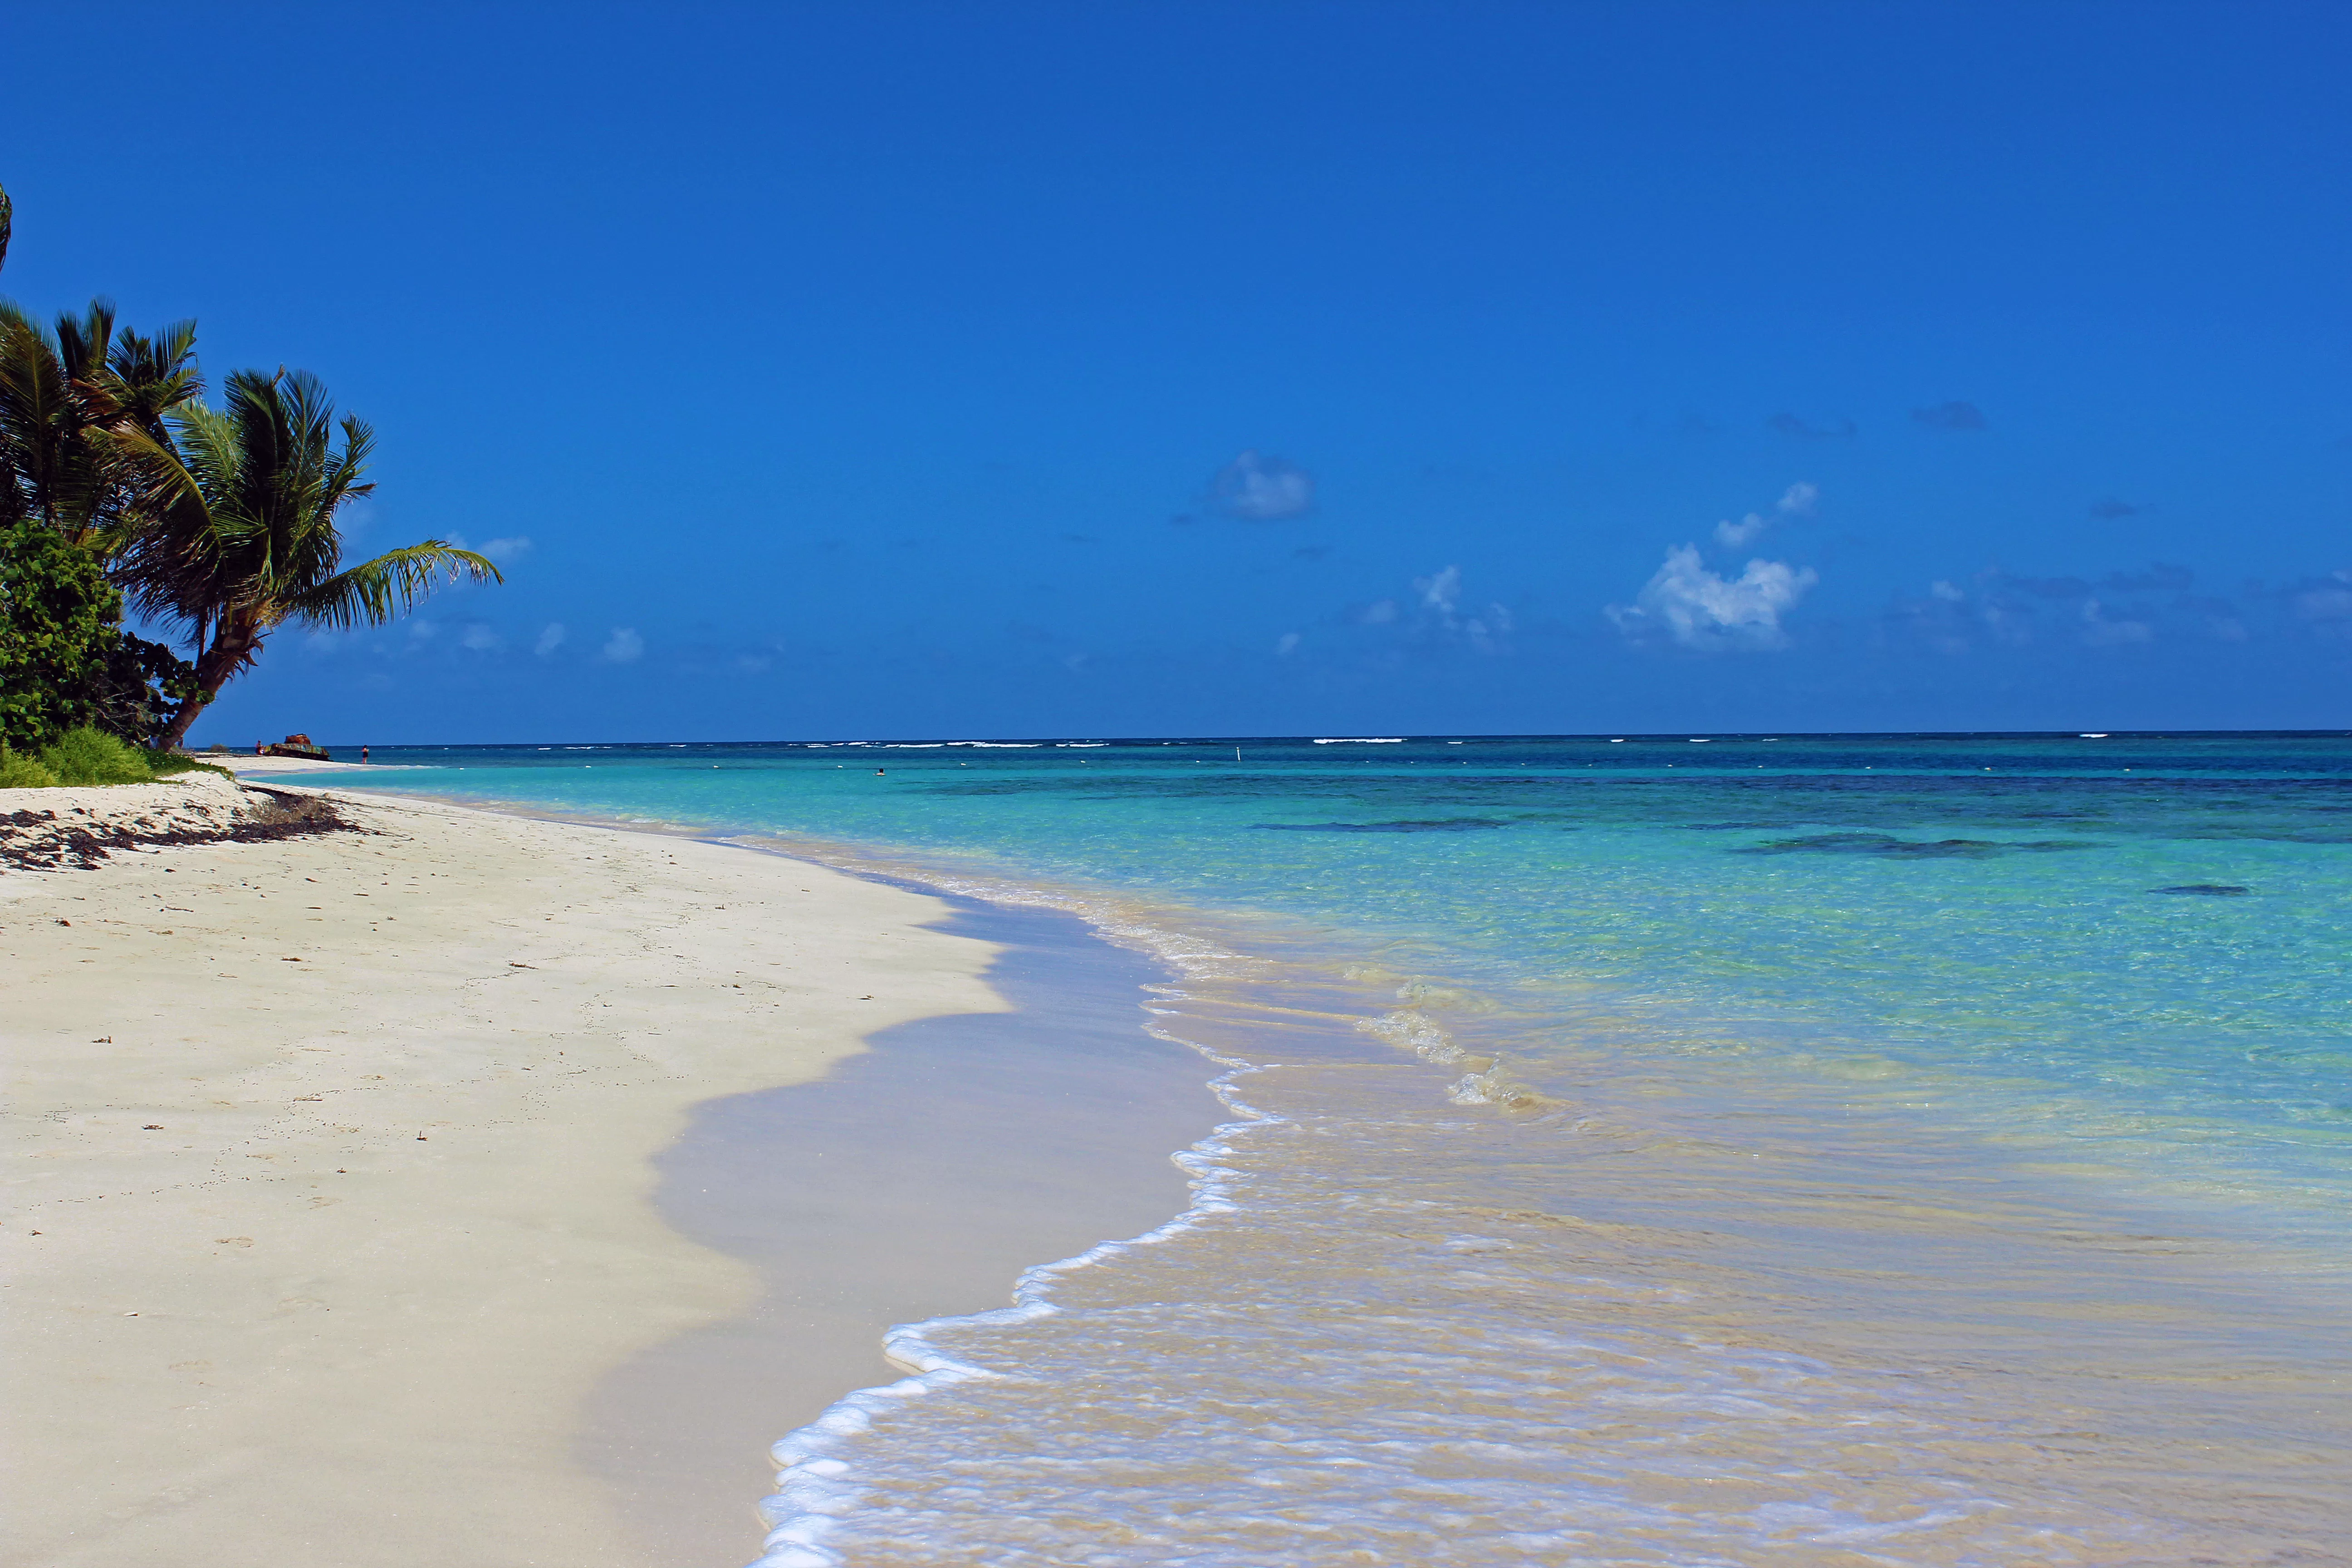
[1,775,363,872]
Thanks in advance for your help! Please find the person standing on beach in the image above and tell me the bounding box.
[361,746,370,763]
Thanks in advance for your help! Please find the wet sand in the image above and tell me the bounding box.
[581,897,1225,1563]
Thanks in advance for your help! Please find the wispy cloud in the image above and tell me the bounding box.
[1768,412,1857,440]
[477,536,534,562]
[1275,632,1302,656]
[460,623,504,652]
[2088,498,2146,519]
[534,622,566,656]
[1911,401,1987,432]
[2079,598,2153,646]
[1890,562,2226,652]
[2293,571,2352,622]
[1209,450,1316,520]
[1407,565,1512,651]
[1610,547,1818,649]
[1714,481,1818,548]
[601,627,644,664]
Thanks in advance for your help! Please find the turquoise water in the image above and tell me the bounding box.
[323,733,2352,1562]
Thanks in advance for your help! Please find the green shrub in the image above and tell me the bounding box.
[0,749,60,788]
[37,725,154,786]
[0,521,199,750]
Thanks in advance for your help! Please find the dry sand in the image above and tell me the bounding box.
[2,778,1004,1567]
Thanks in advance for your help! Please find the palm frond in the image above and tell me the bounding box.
[0,301,102,533]
[280,543,503,631]
[51,299,115,382]
[100,422,235,630]
[103,320,203,438]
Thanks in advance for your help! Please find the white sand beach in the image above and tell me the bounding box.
[2,778,1005,1567]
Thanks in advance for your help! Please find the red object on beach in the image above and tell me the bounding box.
[261,733,332,761]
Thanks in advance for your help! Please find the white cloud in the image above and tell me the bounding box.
[1414,565,1461,614]
[534,622,566,656]
[1275,632,1302,656]
[601,627,644,664]
[1209,450,1315,520]
[1714,512,1769,549]
[1930,579,1966,602]
[407,619,437,642]
[1609,545,1818,649]
[1713,481,1817,549]
[477,536,534,563]
[460,623,503,652]
[1393,565,1513,652]
[1358,599,1399,625]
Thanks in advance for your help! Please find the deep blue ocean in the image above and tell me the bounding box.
[317,732,2352,1564]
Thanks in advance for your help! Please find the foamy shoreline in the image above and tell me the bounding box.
[2,775,1006,1567]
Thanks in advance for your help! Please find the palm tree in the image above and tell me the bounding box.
[0,299,202,544]
[111,368,501,748]
[1,299,210,745]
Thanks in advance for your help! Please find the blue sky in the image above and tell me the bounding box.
[7,1,2347,741]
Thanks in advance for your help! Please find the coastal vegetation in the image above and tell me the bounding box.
[0,180,501,764]
[0,724,229,788]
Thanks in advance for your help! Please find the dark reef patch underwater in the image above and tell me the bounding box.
[1252,817,1514,833]
[1732,831,2093,858]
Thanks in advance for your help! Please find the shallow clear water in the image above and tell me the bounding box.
[325,733,2352,1562]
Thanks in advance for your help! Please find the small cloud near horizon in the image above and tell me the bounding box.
[1406,565,1513,652]
[600,627,644,664]
[1610,546,1817,650]
[534,623,566,656]
[1912,401,1988,431]
[1208,450,1316,520]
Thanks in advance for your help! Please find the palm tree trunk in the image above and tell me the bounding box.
[157,624,258,751]
[156,691,211,752]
